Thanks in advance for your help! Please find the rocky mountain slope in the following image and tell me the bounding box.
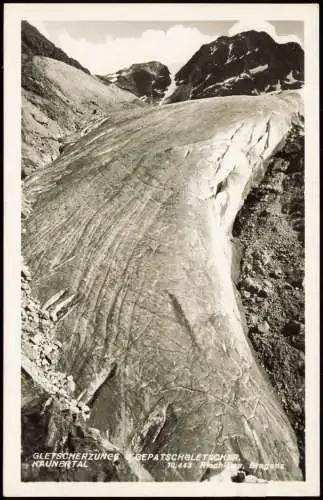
[97,61,171,104]
[22,21,90,76]
[233,120,305,477]
[22,89,304,482]
[164,30,304,103]
[21,22,143,180]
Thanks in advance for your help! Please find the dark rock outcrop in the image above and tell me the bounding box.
[98,61,171,104]
[165,30,304,103]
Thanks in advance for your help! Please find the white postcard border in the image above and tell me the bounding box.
[3,3,320,497]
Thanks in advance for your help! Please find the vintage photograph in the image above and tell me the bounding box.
[3,3,320,497]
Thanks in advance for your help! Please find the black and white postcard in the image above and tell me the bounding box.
[3,3,320,497]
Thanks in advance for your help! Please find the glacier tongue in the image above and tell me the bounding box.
[23,91,304,481]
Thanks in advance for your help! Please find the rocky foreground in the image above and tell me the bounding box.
[21,89,304,481]
[233,120,305,477]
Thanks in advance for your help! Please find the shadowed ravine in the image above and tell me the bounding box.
[23,91,303,481]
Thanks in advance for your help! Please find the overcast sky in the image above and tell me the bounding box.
[30,20,304,75]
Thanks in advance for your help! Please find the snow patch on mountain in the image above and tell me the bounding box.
[249,64,269,75]
[159,71,178,105]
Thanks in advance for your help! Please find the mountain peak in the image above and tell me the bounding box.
[98,61,171,104]
[165,29,303,103]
